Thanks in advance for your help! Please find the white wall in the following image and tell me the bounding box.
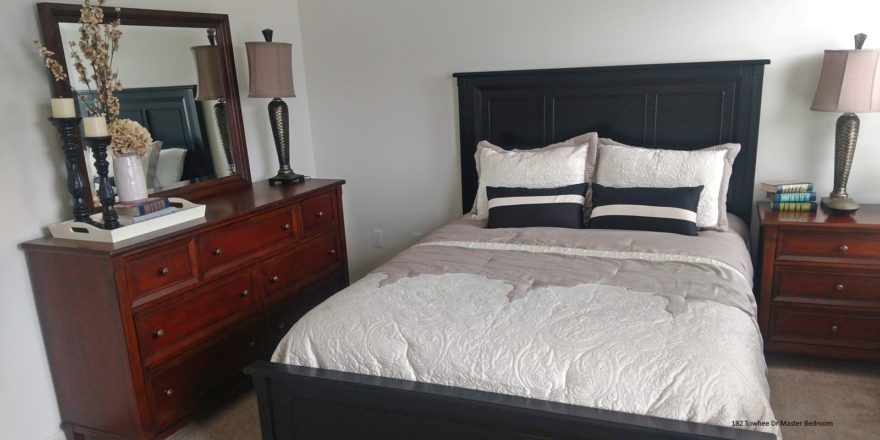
[299,0,880,278]
[0,1,313,439]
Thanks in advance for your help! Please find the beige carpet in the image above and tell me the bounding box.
[169,354,879,439]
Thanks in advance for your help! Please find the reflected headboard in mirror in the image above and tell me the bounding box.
[37,2,251,209]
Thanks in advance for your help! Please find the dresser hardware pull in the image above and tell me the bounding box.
[829,325,839,333]
[240,289,250,297]
[270,275,279,283]
[213,248,223,256]
[317,210,324,217]
[329,249,337,256]
[159,267,170,276]
[282,223,291,231]
[248,340,256,347]
[839,244,849,253]
[164,388,174,397]
[155,329,165,338]
[834,283,845,291]
[277,323,286,330]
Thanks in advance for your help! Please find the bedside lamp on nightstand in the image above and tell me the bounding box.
[811,33,880,213]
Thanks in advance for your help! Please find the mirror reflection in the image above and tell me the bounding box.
[59,23,236,196]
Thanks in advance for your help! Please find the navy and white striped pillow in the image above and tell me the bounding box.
[589,183,703,236]
[486,183,588,229]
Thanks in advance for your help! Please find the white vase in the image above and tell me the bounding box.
[113,152,148,203]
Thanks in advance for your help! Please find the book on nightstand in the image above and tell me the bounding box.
[769,201,817,212]
[766,191,817,203]
[760,180,814,194]
[762,180,817,211]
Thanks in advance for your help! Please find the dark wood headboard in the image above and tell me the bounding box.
[454,59,769,224]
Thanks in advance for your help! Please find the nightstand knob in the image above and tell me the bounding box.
[155,329,165,338]
[270,275,279,283]
[834,283,845,291]
[164,388,174,398]
[239,289,250,297]
[213,247,223,256]
[829,325,839,333]
[159,267,170,276]
[839,244,849,253]
[282,223,291,231]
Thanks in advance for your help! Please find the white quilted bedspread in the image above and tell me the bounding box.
[273,219,780,438]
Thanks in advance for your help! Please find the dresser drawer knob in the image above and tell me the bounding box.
[155,329,165,338]
[240,289,250,297]
[270,275,279,283]
[158,267,170,276]
[830,325,839,333]
[248,340,256,348]
[164,388,174,398]
[834,283,845,291]
[213,247,223,256]
[317,210,324,218]
[282,223,291,231]
[276,323,286,330]
[329,249,337,256]
[839,244,849,253]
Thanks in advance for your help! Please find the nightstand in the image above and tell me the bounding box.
[757,202,880,360]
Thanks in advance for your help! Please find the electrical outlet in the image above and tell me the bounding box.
[371,229,384,248]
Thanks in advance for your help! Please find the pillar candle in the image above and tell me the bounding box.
[83,116,108,137]
[51,98,76,118]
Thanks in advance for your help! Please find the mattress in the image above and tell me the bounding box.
[273,216,779,437]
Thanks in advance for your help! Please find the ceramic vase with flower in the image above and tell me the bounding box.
[112,152,148,203]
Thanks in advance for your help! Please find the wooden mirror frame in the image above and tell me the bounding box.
[37,2,252,209]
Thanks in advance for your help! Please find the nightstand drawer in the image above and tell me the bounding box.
[775,267,880,303]
[126,240,197,299]
[135,273,257,365]
[777,230,880,262]
[199,208,296,271]
[772,305,880,347]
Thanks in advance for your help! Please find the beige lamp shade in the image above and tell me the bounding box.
[192,45,225,101]
[811,49,880,113]
[245,42,295,98]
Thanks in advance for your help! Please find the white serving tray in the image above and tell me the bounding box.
[49,198,206,243]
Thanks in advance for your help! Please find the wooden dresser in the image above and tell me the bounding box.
[757,202,880,360]
[22,179,348,440]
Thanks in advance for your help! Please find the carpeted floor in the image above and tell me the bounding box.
[169,353,880,440]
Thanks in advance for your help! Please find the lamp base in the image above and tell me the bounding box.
[821,196,859,214]
[269,171,306,185]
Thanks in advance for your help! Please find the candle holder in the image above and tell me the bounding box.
[83,136,120,229]
[48,117,95,224]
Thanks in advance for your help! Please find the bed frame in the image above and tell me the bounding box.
[246,59,773,440]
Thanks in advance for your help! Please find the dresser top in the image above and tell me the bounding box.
[22,179,344,254]
[757,201,880,229]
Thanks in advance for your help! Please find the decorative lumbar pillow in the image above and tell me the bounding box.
[595,140,740,231]
[589,183,703,236]
[473,134,597,220]
[487,183,588,229]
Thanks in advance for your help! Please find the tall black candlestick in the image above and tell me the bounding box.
[48,117,94,224]
[83,136,120,229]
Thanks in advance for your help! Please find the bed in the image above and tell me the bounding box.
[246,59,774,440]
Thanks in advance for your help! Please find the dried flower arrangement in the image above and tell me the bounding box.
[108,118,153,157]
[35,0,123,122]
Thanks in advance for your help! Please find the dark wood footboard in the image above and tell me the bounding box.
[245,361,775,440]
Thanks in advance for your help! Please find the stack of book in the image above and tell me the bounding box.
[116,197,176,225]
[761,180,817,212]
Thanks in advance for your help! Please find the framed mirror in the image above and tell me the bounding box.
[37,2,252,209]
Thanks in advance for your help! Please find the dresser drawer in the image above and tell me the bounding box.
[775,267,880,303]
[126,240,197,299]
[135,273,257,365]
[146,318,262,431]
[777,230,880,262]
[262,233,341,298]
[772,305,880,348]
[300,192,337,236]
[199,208,295,271]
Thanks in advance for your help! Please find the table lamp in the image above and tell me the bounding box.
[192,29,236,174]
[246,29,304,184]
[811,33,880,213]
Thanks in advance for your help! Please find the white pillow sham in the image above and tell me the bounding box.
[595,141,740,231]
[474,144,590,220]
[472,132,598,219]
